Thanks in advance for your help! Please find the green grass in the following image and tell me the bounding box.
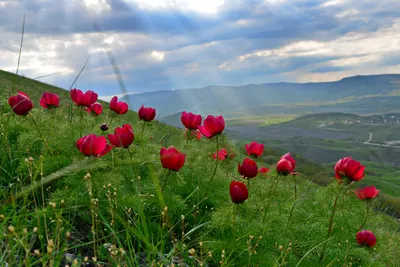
[1,69,400,266]
[225,115,296,126]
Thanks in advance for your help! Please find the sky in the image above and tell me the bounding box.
[1,0,400,98]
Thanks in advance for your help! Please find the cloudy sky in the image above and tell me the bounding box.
[1,0,400,98]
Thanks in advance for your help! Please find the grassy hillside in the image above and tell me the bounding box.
[1,70,400,266]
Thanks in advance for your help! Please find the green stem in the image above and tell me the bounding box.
[294,174,297,200]
[108,116,114,129]
[262,176,282,223]
[232,204,240,233]
[127,147,139,194]
[68,102,73,123]
[209,135,220,183]
[320,187,343,261]
[29,113,51,153]
[161,170,171,192]
[185,130,189,146]
[284,201,298,236]
[79,106,84,137]
[247,179,251,191]
[141,121,146,140]
[358,200,371,231]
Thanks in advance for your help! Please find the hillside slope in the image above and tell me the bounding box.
[0,70,400,266]
[121,74,400,117]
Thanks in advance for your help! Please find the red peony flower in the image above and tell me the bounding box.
[40,92,60,109]
[86,102,103,116]
[8,91,33,116]
[280,153,296,170]
[230,181,249,204]
[276,158,293,175]
[356,230,376,247]
[355,186,380,200]
[212,148,228,161]
[181,111,202,130]
[138,105,156,121]
[70,88,98,107]
[184,129,202,140]
[108,124,134,148]
[194,130,202,140]
[245,141,264,158]
[238,158,258,179]
[198,115,225,138]
[335,156,365,182]
[110,96,128,115]
[259,167,270,175]
[160,146,186,171]
[76,134,113,157]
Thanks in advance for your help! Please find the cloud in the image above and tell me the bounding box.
[0,0,399,95]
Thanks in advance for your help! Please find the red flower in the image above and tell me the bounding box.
[276,158,293,175]
[259,167,270,175]
[108,124,134,148]
[184,129,202,140]
[355,186,380,200]
[110,96,128,115]
[356,230,376,247]
[76,134,113,157]
[8,92,33,116]
[138,105,156,121]
[86,102,103,116]
[181,111,202,130]
[230,181,248,204]
[238,158,258,179]
[194,130,202,140]
[245,141,264,158]
[335,157,365,182]
[70,88,98,107]
[198,115,225,138]
[280,153,296,170]
[40,92,60,109]
[212,148,228,161]
[160,146,186,171]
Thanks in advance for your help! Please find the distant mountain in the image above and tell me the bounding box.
[121,74,400,118]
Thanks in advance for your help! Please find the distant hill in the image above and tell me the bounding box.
[122,74,400,118]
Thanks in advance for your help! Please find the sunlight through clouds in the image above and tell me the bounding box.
[0,0,400,94]
[150,50,166,61]
[130,0,224,14]
[82,0,111,13]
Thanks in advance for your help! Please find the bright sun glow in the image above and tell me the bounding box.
[83,0,111,13]
[129,0,224,14]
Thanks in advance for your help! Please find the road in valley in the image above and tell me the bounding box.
[362,132,400,149]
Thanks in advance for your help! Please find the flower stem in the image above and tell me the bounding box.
[320,186,343,261]
[262,176,281,223]
[161,170,171,192]
[79,106,84,136]
[209,135,219,183]
[232,204,240,233]
[358,200,371,231]
[127,147,139,194]
[29,113,51,153]
[108,116,114,128]
[284,200,298,236]
[294,174,297,200]
[185,130,189,146]
[141,121,146,140]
